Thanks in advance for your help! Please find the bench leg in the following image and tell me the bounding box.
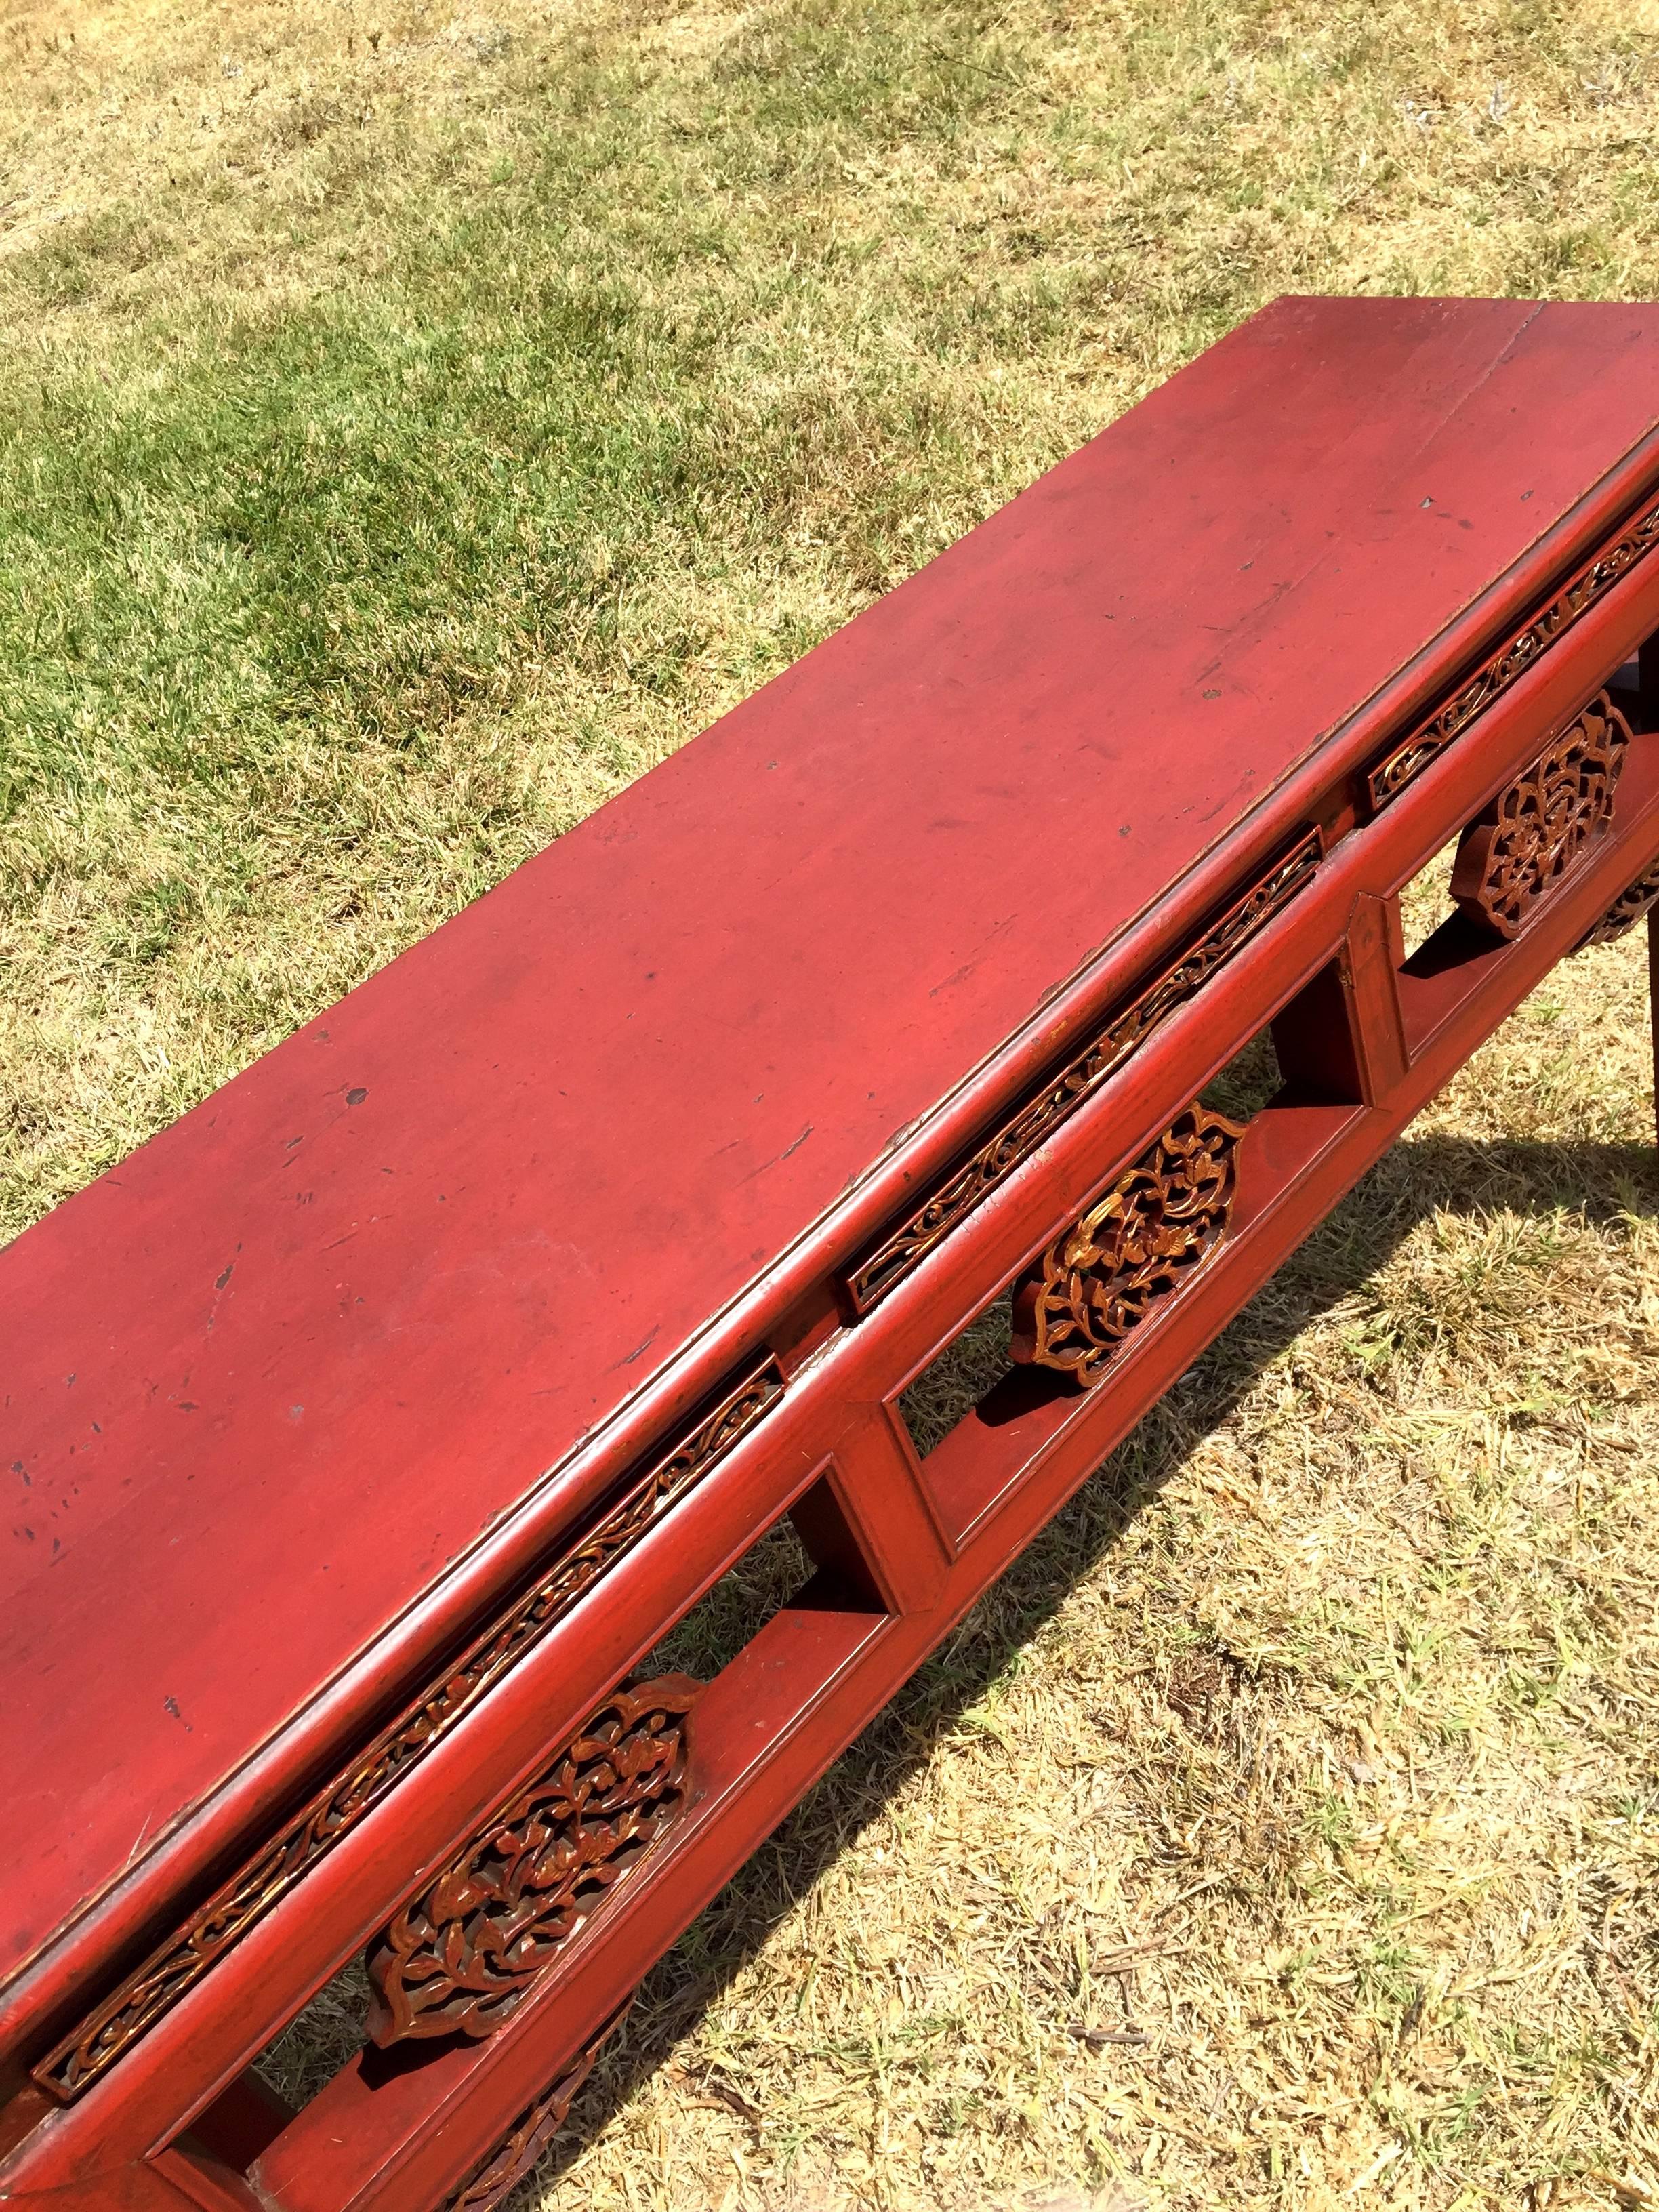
[1271,893,1407,1111]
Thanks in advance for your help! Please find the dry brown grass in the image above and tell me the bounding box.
[4,0,1659,2205]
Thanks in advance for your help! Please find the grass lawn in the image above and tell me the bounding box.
[4,0,1659,2205]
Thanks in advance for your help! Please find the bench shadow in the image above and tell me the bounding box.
[527,1131,1656,2198]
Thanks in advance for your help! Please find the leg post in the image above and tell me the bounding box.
[1271,893,1408,1111]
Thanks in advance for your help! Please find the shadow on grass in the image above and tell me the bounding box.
[518,1132,1659,2196]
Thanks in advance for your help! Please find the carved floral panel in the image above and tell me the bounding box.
[1449,690,1630,942]
[1010,1103,1245,1390]
[1367,497,1659,810]
[35,1359,775,2101]
[367,1678,700,2045]
[842,834,1317,1315]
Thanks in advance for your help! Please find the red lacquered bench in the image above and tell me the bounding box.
[6,295,1659,2212]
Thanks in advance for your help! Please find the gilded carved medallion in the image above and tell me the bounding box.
[1449,691,1629,942]
[367,1679,700,2045]
[1010,1105,1245,1390]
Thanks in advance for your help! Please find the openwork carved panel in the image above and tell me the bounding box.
[449,2003,632,2211]
[36,1366,779,2102]
[367,1679,699,2045]
[1576,857,1659,949]
[1449,691,1630,942]
[841,834,1317,1316]
[1010,1105,1245,1389]
[1366,495,1659,811]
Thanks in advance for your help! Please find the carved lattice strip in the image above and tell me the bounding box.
[842,835,1317,1316]
[1575,857,1659,949]
[448,2001,632,2212]
[1366,497,1659,811]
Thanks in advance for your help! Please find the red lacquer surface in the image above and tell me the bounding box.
[6,295,1659,2004]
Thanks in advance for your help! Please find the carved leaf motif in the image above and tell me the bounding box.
[1450,691,1629,941]
[1010,1105,1245,1389]
[366,1679,700,2045]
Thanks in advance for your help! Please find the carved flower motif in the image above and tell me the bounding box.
[1010,1104,1244,1389]
[367,1679,701,2044]
[1450,691,1629,941]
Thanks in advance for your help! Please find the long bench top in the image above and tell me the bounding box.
[7,294,1659,2006]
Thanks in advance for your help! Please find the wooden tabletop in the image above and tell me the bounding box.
[7,295,1659,2005]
